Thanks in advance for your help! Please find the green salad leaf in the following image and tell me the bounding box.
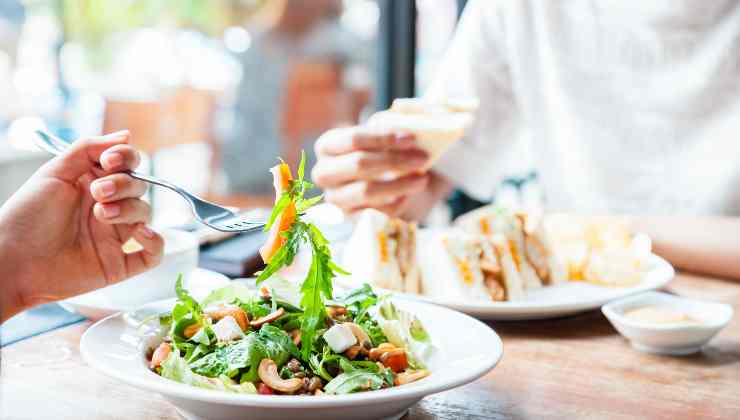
[324,369,386,394]
[189,325,298,381]
[256,153,349,359]
[160,352,256,394]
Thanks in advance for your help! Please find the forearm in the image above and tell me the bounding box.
[630,215,740,281]
[401,171,454,222]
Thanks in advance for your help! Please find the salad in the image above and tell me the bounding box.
[148,155,434,395]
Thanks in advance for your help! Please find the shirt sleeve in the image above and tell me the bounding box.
[426,0,526,202]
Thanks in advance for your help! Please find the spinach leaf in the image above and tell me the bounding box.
[189,326,297,381]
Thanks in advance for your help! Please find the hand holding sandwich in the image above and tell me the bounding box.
[313,98,476,219]
[312,126,431,217]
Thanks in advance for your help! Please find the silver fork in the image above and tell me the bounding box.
[34,129,271,233]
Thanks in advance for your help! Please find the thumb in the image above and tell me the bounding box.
[41,131,131,182]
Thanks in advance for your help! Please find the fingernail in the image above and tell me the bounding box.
[138,224,155,238]
[92,180,116,198]
[102,152,123,168]
[101,204,120,218]
[103,130,129,141]
[395,131,414,142]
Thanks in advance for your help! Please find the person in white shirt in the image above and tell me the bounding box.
[311,0,740,280]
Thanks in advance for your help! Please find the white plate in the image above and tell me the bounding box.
[363,254,675,321]
[81,299,502,420]
[61,268,230,321]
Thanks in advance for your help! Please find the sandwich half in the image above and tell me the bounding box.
[366,97,477,170]
[456,206,566,288]
[342,209,421,293]
[418,229,524,302]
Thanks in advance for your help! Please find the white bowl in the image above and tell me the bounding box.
[81,298,503,420]
[62,229,199,319]
[602,291,733,355]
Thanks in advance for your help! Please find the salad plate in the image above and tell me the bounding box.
[80,295,502,420]
[344,254,675,321]
[81,156,502,420]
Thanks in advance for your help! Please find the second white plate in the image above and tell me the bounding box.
[339,254,675,321]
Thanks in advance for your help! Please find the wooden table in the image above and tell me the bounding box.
[2,273,739,419]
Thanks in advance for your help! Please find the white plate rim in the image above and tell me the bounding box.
[80,298,503,408]
[366,254,675,319]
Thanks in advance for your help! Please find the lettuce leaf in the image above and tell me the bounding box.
[160,351,256,394]
[377,300,435,369]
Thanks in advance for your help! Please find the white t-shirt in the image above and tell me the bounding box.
[431,0,740,215]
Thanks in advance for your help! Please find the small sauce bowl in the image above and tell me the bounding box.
[602,291,733,355]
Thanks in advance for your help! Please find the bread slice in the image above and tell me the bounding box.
[455,206,545,289]
[366,98,477,170]
[342,209,420,293]
[418,229,521,301]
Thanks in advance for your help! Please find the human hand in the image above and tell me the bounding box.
[0,131,164,321]
[311,126,429,216]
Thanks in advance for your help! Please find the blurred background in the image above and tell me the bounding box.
[0,0,535,227]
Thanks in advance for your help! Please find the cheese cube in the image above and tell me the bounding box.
[213,315,245,342]
[323,324,357,353]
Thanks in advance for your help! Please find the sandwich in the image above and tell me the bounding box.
[366,97,478,170]
[455,206,567,288]
[418,229,525,302]
[342,209,421,294]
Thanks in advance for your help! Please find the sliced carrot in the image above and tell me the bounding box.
[272,162,293,199]
[260,163,296,263]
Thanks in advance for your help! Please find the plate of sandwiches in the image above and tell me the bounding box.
[338,207,675,320]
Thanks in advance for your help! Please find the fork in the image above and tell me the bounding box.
[34,129,271,233]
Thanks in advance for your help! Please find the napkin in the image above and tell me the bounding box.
[0,303,85,347]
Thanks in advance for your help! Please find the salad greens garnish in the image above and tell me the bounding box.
[150,155,433,395]
[257,152,348,358]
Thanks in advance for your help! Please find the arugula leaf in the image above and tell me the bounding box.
[256,221,308,283]
[340,283,377,324]
[296,194,323,213]
[256,153,348,360]
[263,192,291,232]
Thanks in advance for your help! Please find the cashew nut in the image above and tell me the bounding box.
[250,307,285,328]
[183,323,201,339]
[257,359,304,393]
[344,322,372,350]
[207,306,249,331]
[150,342,171,369]
[394,369,430,386]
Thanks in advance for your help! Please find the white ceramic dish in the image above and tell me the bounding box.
[81,298,502,420]
[59,268,229,321]
[602,291,733,355]
[338,254,675,321]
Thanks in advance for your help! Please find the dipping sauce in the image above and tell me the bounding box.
[624,306,702,326]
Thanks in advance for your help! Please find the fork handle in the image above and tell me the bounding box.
[127,171,189,197]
